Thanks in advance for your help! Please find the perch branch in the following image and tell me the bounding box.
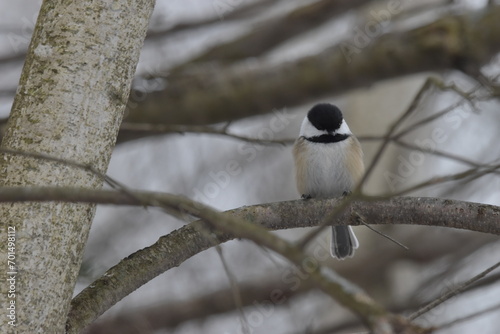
[0,186,496,331]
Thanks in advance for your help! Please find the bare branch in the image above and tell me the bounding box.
[0,150,497,332]
[358,76,440,190]
[118,122,295,145]
[356,216,410,251]
[179,0,376,66]
[215,245,251,334]
[0,148,144,205]
[385,162,500,197]
[434,302,500,330]
[392,139,496,170]
[0,187,497,234]
[124,7,500,130]
[409,260,500,320]
[87,276,313,334]
[5,7,500,146]
[0,185,493,332]
[391,81,481,141]
[65,188,433,334]
[146,0,277,40]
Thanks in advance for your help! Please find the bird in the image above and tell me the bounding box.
[293,103,364,259]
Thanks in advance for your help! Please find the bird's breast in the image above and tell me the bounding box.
[293,138,363,198]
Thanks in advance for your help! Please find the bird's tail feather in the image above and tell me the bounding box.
[331,226,359,259]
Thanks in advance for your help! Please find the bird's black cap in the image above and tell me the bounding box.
[307,103,343,132]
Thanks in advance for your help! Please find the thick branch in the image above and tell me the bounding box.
[65,191,426,333]
[181,0,375,66]
[122,7,500,129]
[4,8,500,144]
[0,186,495,332]
[0,187,498,235]
[86,277,313,334]
[93,257,500,333]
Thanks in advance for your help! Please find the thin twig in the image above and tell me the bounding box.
[0,148,147,208]
[354,212,409,251]
[434,302,500,330]
[357,77,437,190]
[358,99,470,143]
[408,260,500,320]
[392,139,497,170]
[360,222,409,251]
[385,162,500,198]
[391,80,485,141]
[360,76,483,189]
[294,160,500,250]
[391,99,467,140]
[215,245,250,334]
[120,123,295,146]
[0,148,195,219]
[0,148,121,190]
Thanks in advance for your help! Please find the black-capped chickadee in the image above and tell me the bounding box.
[293,103,364,259]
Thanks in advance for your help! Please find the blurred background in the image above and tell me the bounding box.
[1,0,500,333]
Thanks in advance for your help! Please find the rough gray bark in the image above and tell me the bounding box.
[0,1,154,333]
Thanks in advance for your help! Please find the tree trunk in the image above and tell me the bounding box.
[0,1,154,333]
